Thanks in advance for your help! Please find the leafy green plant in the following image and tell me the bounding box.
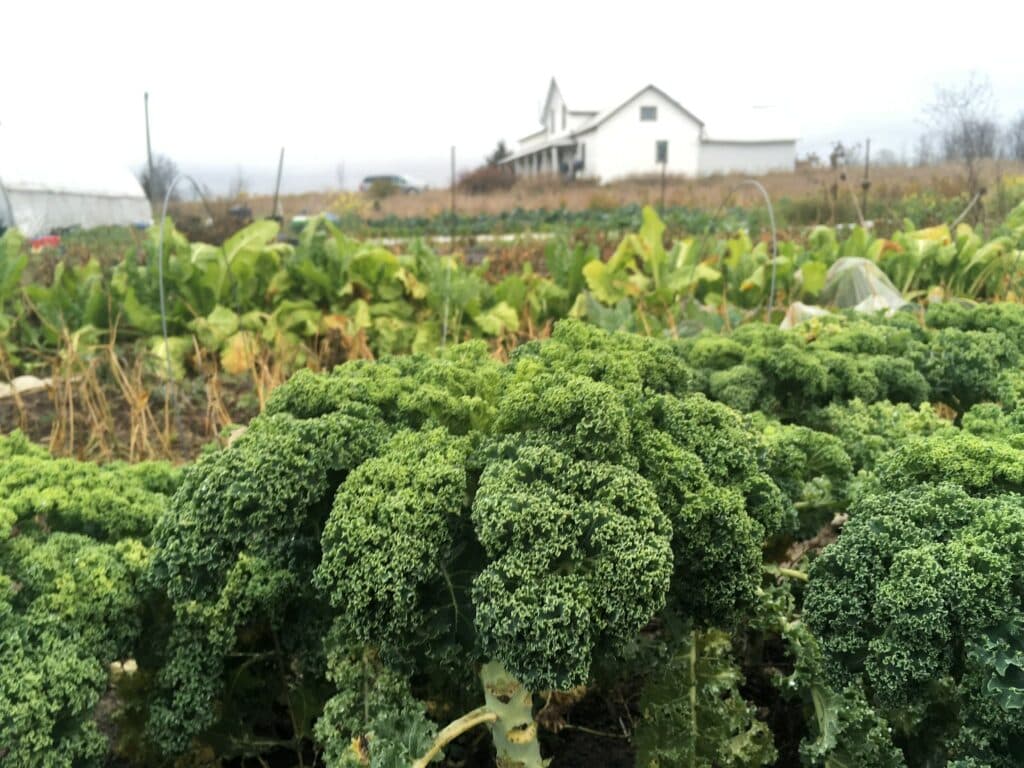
[0,431,177,767]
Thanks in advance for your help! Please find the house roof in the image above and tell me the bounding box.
[700,106,798,143]
[514,80,798,151]
[572,84,704,136]
[538,78,608,123]
[502,136,577,163]
[518,127,547,144]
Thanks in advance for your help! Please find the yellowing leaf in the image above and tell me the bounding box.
[912,224,952,244]
[396,267,428,300]
[472,301,520,336]
[320,314,349,333]
[583,260,626,304]
[220,331,259,375]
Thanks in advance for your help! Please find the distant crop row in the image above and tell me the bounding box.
[1,200,1023,461]
[3,201,1023,372]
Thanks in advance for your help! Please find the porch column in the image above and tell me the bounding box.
[551,146,558,175]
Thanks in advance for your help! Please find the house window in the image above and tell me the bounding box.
[640,105,658,121]
[656,140,668,164]
[562,105,567,130]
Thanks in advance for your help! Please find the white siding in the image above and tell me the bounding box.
[581,89,702,180]
[698,140,796,176]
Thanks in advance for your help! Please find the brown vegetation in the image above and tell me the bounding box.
[170,160,1024,225]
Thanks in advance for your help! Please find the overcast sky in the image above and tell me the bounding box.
[3,0,1023,193]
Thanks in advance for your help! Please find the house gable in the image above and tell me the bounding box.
[540,78,562,124]
[573,85,704,137]
[538,78,576,135]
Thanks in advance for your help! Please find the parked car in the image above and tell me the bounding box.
[358,174,427,194]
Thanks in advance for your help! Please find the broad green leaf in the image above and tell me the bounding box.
[800,262,828,297]
[189,305,240,350]
[471,301,519,336]
[634,628,777,768]
[220,330,259,375]
[347,299,373,332]
[121,287,163,335]
[223,220,280,263]
[0,230,27,305]
[146,335,191,380]
[741,266,766,293]
[582,259,626,305]
[695,263,723,284]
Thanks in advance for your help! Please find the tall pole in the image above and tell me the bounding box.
[144,92,155,207]
[271,146,285,220]
[450,145,456,252]
[657,140,668,216]
[861,138,871,221]
[660,161,667,215]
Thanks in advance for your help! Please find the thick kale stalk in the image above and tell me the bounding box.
[411,663,544,768]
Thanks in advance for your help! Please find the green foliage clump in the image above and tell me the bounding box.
[809,399,954,473]
[926,301,1024,353]
[471,439,671,691]
[806,429,1024,766]
[144,403,388,756]
[689,318,933,418]
[923,328,1020,412]
[316,428,476,668]
[754,418,853,535]
[0,432,175,767]
[751,582,906,768]
[876,431,1024,495]
[633,628,777,768]
[311,320,784,765]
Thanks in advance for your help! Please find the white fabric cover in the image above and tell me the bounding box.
[0,146,152,237]
[779,301,834,329]
[820,257,908,313]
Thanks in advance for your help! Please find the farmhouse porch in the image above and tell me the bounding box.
[505,138,580,179]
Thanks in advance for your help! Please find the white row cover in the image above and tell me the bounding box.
[0,145,152,237]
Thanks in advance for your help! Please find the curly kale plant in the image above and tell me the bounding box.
[142,344,504,763]
[0,431,176,768]
[309,321,785,767]
[805,430,1024,767]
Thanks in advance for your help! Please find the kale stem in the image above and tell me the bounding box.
[411,706,498,768]
[777,567,810,582]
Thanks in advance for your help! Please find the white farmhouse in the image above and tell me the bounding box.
[503,79,797,181]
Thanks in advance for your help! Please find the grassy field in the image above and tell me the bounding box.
[173,160,1024,228]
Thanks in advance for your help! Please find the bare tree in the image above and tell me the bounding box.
[1006,111,1024,162]
[925,72,999,193]
[914,134,935,166]
[486,140,512,166]
[137,154,180,203]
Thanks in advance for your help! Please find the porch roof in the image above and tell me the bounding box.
[500,137,577,163]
